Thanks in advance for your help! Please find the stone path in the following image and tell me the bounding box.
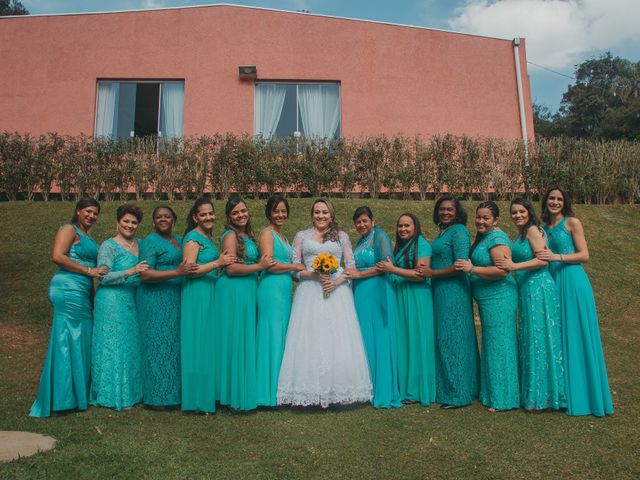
[0,431,56,463]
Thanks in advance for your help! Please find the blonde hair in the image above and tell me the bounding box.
[311,198,340,243]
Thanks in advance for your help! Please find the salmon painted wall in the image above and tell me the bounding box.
[0,5,534,140]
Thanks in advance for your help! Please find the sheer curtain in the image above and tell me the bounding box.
[298,84,340,139]
[254,83,286,139]
[95,82,120,138]
[160,83,185,139]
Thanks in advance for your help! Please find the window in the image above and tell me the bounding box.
[95,81,184,139]
[254,82,341,140]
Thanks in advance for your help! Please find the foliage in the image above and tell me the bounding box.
[0,0,28,15]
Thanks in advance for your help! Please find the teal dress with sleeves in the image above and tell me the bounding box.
[470,229,519,410]
[216,230,260,411]
[393,236,436,406]
[90,238,143,410]
[137,232,183,407]
[353,227,402,408]
[30,224,98,417]
[180,229,219,413]
[431,224,480,407]
[545,218,613,416]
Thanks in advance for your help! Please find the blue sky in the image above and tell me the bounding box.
[21,0,640,112]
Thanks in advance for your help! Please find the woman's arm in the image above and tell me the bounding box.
[376,256,428,282]
[259,229,302,274]
[496,227,548,272]
[454,245,511,279]
[536,217,589,264]
[51,225,107,278]
[98,241,149,285]
[182,240,235,277]
[224,232,274,276]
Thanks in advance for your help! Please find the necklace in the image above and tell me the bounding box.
[119,237,135,249]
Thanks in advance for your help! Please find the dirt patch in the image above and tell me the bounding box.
[0,323,43,351]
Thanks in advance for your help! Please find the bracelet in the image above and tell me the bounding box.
[469,265,475,275]
[87,267,92,275]
[559,254,564,262]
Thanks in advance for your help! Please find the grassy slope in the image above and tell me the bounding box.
[0,200,638,480]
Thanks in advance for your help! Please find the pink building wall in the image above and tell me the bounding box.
[0,5,534,140]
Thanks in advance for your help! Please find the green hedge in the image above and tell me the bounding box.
[0,132,638,203]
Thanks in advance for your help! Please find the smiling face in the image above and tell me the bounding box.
[510,203,530,228]
[117,213,140,240]
[475,208,498,234]
[269,201,288,228]
[194,203,215,232]
[153,207,175,235]
[546,189,565,217]
[312,201,332,231]
[396,215,415,241]
[76,206,100,231]
[438,200,456,227]
[354,213,374,236]
[228,201,249,230]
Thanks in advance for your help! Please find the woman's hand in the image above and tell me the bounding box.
[494,256,515,271]
[342,267,360,280]
[216,250,237,268]
[176,260,198,276]
[127,260,149,277]
[375,256,395,273]
[320,274,336,294]
[259,254,276,270]
[454,259,472,273]
[88,266,109,278]
[293,263,307,272]
[416,265,432,278]
[535,247,557,262]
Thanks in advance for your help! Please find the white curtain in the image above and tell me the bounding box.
[254,83,286,140]
[160,83,185,139]
[298,84,340,139]
[95,82,119,138]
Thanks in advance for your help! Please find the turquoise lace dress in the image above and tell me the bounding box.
[216,231,260,411]
[353,227,402,409]
[393,236,436,406]
[181,229,219,413]
[470,229,519,410]
[512,235,566,410]
[256,230,293,407]
[545,218,613,416]
[91,238,143,410]
[30,224,98,417]
[137,232,183,407]
[431,224,480,407]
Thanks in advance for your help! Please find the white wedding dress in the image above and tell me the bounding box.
[277,228,372,407]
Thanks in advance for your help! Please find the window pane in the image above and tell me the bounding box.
[134,83,160,137]
[159,82,184,139]
[274,84,298,138]
[115,83,136,139]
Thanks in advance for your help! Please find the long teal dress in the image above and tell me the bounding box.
[90,238,143,410]
[181,229,219,413]
[353,227,402,409]
[470,229,519,410]
[137,232,182,407]
[256,230,293,407]
[216,231,259,411]
[431,224,480,407]
[512,235,566,410]
[545,218,613,416]
[30,224,98,417]
[393,236,436,406]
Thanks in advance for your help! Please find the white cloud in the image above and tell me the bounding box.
[448,0,640,69]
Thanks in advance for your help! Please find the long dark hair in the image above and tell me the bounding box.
[393,213,422,268]
[541,183,574,224]
[471,201,499,254]
[433,194,467,228]
[265,194,290,221]
[225,196,254,262]
[70,197,101,225]
[311,198,340,243]
[510,197,542,239]
[184,197,214,236]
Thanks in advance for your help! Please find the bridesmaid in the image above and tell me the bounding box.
[216,197,273,411]
[537,184,613,417]
[91,204,149,410]
[345,206,402,409]
[496,197,566,411]
[181,198,235,414]
[455,201,519,412]
[429,195,480,409]
[377,213,435,406]
[256,195,303,407]
[138,206,196,409]
[30,198,107,417]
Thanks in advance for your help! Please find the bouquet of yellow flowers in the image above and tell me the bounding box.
[312,253,340,298]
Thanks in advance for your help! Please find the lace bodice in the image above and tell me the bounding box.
[292,228,354,278]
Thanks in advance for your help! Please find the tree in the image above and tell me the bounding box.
[0,0,28,15]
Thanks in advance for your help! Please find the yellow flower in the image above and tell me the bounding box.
[322,263,331,272]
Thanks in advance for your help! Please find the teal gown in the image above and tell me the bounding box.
[470,229,520,410]
[137,232,182,407]
[393,236,436,406]
[181,229,219,413]
[91,238,143,410]
[512,235,566,410]
[30,224,98,417]
[256,230,293,407]
[353,227,402,408]
[431,224,480,407]
[216,231,259,411]
[545,218,613,417]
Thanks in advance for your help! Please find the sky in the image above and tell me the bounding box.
[20,0,640,112]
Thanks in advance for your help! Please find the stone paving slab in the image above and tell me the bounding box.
[0,431,56,463]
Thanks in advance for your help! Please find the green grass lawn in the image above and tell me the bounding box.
[1,199,639,479]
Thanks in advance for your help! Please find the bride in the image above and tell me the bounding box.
[277,199,372,407]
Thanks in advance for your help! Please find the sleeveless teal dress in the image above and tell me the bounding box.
[545,218,613,416]
[353,227,402,408]
[30,224,98,417]
[181,229,219,413]
[470,229,519,410]
[137,232,183,407]
[256,230,293,407]
[91,238,143,410]
[431,224,480,407]
[216,231,259,411]
[512,235,566,410]
[393,236,436,406]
